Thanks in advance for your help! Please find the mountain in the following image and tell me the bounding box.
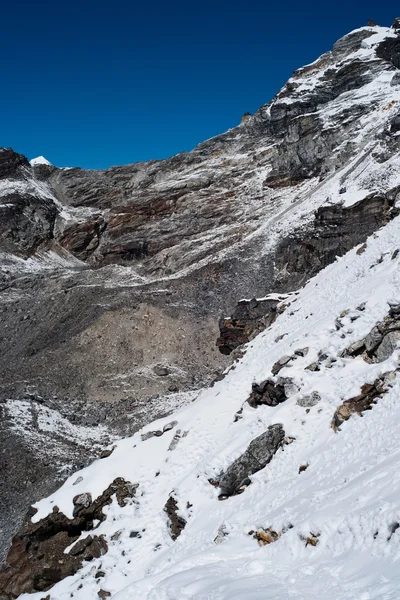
[1,17,400,599]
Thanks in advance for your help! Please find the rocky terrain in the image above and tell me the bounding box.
[1,18,400,599]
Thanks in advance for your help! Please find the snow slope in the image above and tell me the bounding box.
[19,210,400,599]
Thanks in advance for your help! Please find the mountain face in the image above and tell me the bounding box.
[1,18,400,599]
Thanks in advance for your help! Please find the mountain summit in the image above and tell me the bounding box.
[1,18,400,600]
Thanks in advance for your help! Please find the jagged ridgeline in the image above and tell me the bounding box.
[1,17,400,600]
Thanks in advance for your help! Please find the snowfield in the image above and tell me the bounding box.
[19,211,400,599]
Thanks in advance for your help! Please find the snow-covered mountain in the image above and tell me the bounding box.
[1,17,400,600]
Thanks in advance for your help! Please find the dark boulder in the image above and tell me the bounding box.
[164,496,186,540]
[218,424,285,498]
[247,379,287,408]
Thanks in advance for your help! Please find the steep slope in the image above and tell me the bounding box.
[1,17,400,582]
[3,198,400,599]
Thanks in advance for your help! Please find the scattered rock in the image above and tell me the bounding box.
[297,392,320,407]
[298,464,309,474]
[153,365,170,377]
[164,496,186,540]
[100,448,114,459]
[332,373,396,431]
[218,424,285,498]
[304,533,320,547]
[214,524,229,544]
[305,362,320,371]
[247,379,287,408]
[271,355,292,375]
[98,590,111,599]
[0,478,137,597]
[253,528,281,546]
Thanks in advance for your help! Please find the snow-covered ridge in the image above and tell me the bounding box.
[18,211,400,599]
[30,156,52,166]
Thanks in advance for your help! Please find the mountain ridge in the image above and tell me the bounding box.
[1,18,400,598]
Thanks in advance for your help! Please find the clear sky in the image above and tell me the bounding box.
[1,1,398,169]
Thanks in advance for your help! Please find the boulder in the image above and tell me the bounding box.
[247,379,287,408]
[218,424,285,497]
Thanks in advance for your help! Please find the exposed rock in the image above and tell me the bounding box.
[298,464,309,474]
[375,331,400,362]
[214,524,229,544]
[164,496,186,540]
[163,420,178,432]
[0,478,137,597]
[217,297,282,355]
[376,35,400,69]
[297,392,321,407]
[332,373,396,431]
[271,355,292,375]
[253,527,281,546]
[0,148,29,179]
[247,379,287,408]
[100,448,114,459]
[218,424,285,498]
[274,194,397,289]
[304,533,320,547]
[343,307,400,362]
[0,193,58,256]
[153,364,170,377]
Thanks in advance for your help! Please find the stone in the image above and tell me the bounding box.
[332,373,395,431]
[271,355,292,375]
[164,496,186,540]
[218,424,285,497]
[98,590,111,599]
[247,379,287,408]
[153,365,170,377]
[253,528,281,546]
[100,448,114,459]
[375,331,400,362]
[163,420,178,433]
[73,493,92,515]
[214,524,229,544]
[297,392,320,407]
[217,297,282,355]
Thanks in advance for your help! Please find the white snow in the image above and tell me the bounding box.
[30,155,52,166]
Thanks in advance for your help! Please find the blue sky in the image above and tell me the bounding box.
[1,1,398,169]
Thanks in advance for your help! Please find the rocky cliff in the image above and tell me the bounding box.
[1,18,400,588]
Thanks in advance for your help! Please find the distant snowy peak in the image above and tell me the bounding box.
[30,155,52,166]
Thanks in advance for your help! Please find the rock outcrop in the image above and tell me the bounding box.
[218,424,285,498]
[0,478,137,598]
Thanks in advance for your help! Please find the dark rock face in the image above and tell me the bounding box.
[217,297,282,355]
[56,215,106,260]
[274,192,398,290]
[247,379,287,408]
[164,496,186,540]
[218,424,285,497]
[0,148,29,179]
[0,478,136,598]
[0,193,58,256]
[376,35,400,69]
